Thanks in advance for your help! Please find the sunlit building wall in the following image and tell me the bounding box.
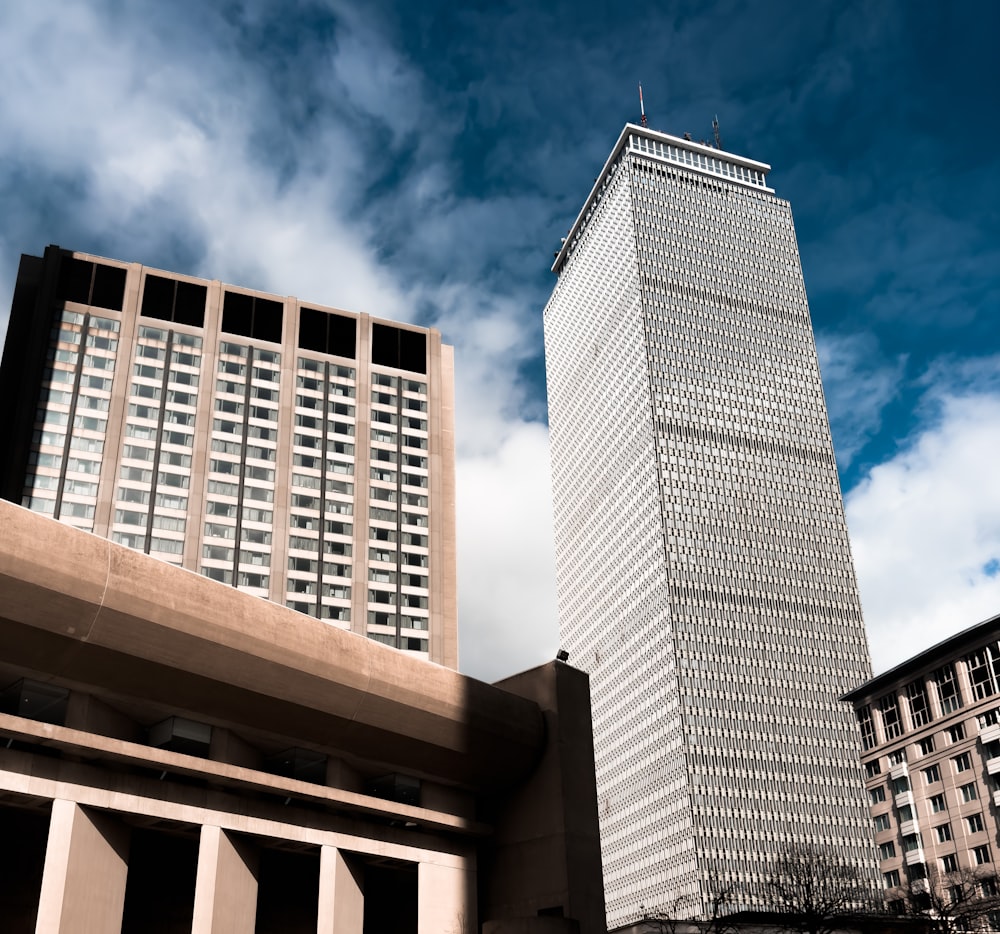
[0,245,457,667]
[543,124,877,923]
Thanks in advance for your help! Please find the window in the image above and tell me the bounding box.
[941,854,959,873]
[883,870,900,890]
[873,814,891,833]
[879,842,897,860]
[948,723,966,743]
[936,824,953,843]
[902,834,921,853]
[870,786,886,805]
[968,814,985,833]
[923,765,941,784]
[930,793,946,813]
[865,760,882,778]
[888,750,906,766]
[934,664,962,714]
[976,845,992,865]
[953,752,972,773]
[961,782,978,802]
[918,737,935,756]
[968,643,1000,700]
[898,804,914,823]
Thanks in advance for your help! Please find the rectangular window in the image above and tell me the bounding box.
[902,834,921,853]
[953,752,972,773]
[918,737,935,756]
[930,793,946,813]
[975,845,992,865]
[883,870,900,890]
[888,750,906,766]
[878,842,896,860]
[961,782,978,802]
[936,824,952,843]
[968,814,985,834]
[873,814,891,833]
[948,724,966,743]
[879,693,902,740]
[941,854,958,873]
[934,664,962,714]
[923,765,941,784]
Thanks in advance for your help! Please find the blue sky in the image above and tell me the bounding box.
[0,1,998,681]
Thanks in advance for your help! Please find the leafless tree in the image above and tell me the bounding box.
[764,845,876,934]
[890,865,1000,934]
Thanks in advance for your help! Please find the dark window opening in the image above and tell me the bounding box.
[222,291,283,343]
[141,275,207,328]
[56,257,126,311]
[298,307,357,358]
[0,679,69,725]
[265,748,328,784]
[371,324,426,374]
[366,773,420,806]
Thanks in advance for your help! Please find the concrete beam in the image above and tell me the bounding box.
[0,501,543,789]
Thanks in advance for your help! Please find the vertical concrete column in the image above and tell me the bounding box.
[35,798,130,934]
[192,825,258,934]
[317,846,364,934]
[417,859,475,934]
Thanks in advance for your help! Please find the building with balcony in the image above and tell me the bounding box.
[0,245,456,666]
[0,499,605,932]
[843,613,1000,903]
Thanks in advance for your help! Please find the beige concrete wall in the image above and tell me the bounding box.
[192,825,259,934]
[35,799,130,934]
[318,846,364,934]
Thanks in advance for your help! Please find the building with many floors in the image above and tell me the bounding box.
[543,123,877,924]
[844,613,1000,905]
[0,245,456,665]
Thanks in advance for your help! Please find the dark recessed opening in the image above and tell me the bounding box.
[91,264,127,311]
[221,291,254,337]
[298,308,357,359]
[254,297,284,343]
[371,324,427,374]
[0,679,69,726]
[140,275,175,321]
[222,292,283,343]
[173,280,207,327]
[55,257,94,305]
[298,307,327,353]
[55,258,126,311]
[141,276,207,328]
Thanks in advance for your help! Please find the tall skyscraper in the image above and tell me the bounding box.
[0,245,457,666]
[543,125,877,923]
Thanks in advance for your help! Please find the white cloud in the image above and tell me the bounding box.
[847,389,1000,674]
[455,422,559,681]
[816,330,906,468]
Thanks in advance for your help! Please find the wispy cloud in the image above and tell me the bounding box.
[816,331,906,469]
[847,374,1000,673]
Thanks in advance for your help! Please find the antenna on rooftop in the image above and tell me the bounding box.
[712,114,722,149]
[639,84,648,128]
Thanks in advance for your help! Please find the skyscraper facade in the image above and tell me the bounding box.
[543,125,876,922]
[0,245,456,666]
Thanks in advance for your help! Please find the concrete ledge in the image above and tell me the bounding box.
[0,501,544,789]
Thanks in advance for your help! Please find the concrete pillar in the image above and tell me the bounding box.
[317,846,364,934]
[192,825,258,934]
[418,859,475,934]
[35,798,130,934]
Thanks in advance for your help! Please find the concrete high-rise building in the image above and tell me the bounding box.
[844,613,1000,908]
[543,124,877,922]
[0,245,457,666]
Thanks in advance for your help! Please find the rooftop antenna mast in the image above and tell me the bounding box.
[639,84,648,128]
[712,114,722,149]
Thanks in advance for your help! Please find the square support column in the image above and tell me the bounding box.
[192,825,258,934]
[318,846,364,934]
[35,798,130,934]
[418,859,476,934]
